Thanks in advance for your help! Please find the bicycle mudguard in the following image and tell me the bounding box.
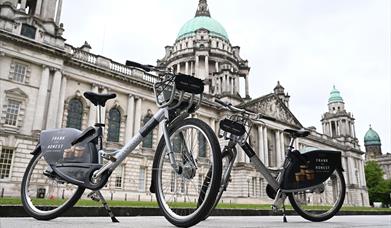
[281,149,343,190]
[39,127,104,189]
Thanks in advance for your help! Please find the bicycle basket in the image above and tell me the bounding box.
[153,73,204,113]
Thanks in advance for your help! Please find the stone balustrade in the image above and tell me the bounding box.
[66,44,159,84]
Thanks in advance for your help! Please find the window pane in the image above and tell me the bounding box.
[21,23,36,39]
[0,148,14,179]
[12,63,27,82]
[66,99,83,130]
[5,100,20,126]
[142,116,153,148]
[108,108,121,142]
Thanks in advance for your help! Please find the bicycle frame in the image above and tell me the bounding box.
[92,107,182,181]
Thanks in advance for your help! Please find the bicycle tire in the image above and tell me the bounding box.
[288,169,346,222]
[153,118,222,227]
[21,150,85,220]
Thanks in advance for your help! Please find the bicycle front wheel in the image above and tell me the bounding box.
[153,118,222,227]
[288,169,346,222]
[21,150,85,220]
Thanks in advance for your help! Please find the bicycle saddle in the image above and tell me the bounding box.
[284,128,310,138]
[84,92,116,107]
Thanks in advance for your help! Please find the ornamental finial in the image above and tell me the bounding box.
[195,0,211,17]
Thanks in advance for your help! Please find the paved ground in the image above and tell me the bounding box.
[0,216,390,228]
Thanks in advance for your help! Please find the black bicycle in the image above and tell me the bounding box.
[200,99,346,222]
[21,61,222,227]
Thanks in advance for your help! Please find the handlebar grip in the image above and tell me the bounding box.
[125,60,152,72]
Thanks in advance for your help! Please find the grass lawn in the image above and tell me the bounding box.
[1,197,390,211]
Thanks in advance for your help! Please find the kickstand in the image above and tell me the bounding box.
[282,203,287,223]
[88,191,119,223]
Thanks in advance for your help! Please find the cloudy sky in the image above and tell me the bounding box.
[61,0,391,153]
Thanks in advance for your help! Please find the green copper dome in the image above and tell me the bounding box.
[364,126,381,146]
[177,16,229,41]
[328,85,344,103]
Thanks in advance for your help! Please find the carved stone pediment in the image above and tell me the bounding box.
[242,94,302,127]
[5,87,28,99]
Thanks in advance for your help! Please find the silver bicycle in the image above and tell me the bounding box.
[21,61,222,227]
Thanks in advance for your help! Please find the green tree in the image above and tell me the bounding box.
[365,161,391,206]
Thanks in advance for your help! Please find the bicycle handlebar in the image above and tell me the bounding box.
[125,60,155,72]
[215,99,276,121]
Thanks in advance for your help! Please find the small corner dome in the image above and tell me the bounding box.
[328,85,343,103]
[364,126,381,146]
[177,16,229,41]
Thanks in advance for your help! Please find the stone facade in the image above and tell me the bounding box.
[0,0,369,206]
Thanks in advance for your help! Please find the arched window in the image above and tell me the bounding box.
[107,108,121,142]
[198,132,206,157]
[66,99,83,130]
[142,110,153,148]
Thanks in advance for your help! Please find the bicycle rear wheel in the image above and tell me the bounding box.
[21,150,85,220]
[153,118,222,227]
[288,169,346,222]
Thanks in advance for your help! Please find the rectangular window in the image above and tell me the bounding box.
[5,100,20,126]
[21,23,36,39]
[0,148,14,179]
[114,166,124,189]
[12,63,27,83]
[138,167,146,192]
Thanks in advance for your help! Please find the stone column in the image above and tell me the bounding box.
[56,75,67,128]
[46,70,62,129]
[125,95,135,140]
[176,63,180,73]
[263,127,269,166]
[205,55,209,79]
[190,61,194,76]
[280,132,285,161]
[33,66,50,132]
[347,157,356,185]
[341,157,349,184]
[195,56,199,77]
[360,160,366,187]
[185,61,189,75]
[34,0,42,16]
[245,76,249,97]
[88,85,99,126]
[329,121,333,137]
[20,0,26,9]
[215,61,219,72]
[352,123,356,138]
[258,126,264,160]
[275,131,281,167]
[209,118,215,133]
[55,0,63,24]
[134,97,142,135]
[101,87,108,122]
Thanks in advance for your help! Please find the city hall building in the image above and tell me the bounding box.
[0,0,369,206]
